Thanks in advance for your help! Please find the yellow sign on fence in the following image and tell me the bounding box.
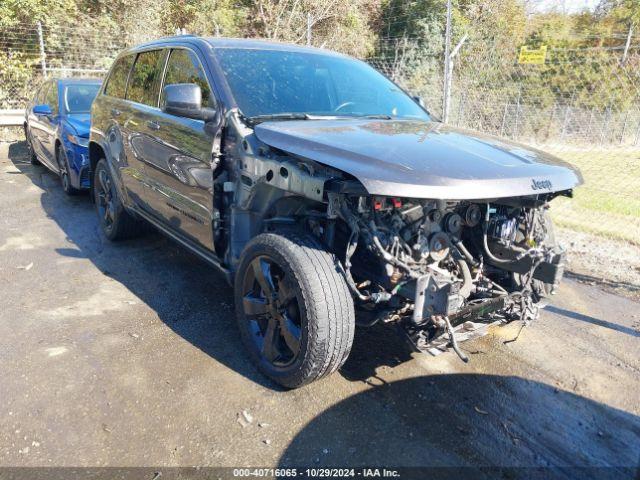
[518,45,547,65]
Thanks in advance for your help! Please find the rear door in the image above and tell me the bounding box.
[122,48,168,216]
[98,53,148,207]
[141,47,219,250]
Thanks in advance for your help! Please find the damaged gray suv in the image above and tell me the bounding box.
[89,37,582,388]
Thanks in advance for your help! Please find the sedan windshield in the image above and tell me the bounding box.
[64,84,101,114]
[215,48,429,121]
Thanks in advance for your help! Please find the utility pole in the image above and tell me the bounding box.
[37,21,47,78]
[307,13,312,46]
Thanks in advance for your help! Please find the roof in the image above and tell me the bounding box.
[127,35,346,58]
[205,37,346,57]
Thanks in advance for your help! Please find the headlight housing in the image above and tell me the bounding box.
[66,133,89,148]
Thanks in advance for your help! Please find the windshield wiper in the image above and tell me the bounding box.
[245,112,395,126]
[245,112,311,125]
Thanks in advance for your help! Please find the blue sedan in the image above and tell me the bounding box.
[24,78,101,194]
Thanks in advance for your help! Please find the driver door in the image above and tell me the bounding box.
[142,47,220,251]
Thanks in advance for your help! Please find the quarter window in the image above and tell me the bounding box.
[127,50,166,107]
[105,55,134,99]
[163,49,215,109]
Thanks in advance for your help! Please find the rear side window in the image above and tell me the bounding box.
[105,55,134,99]
[163,49,215,108]
[127,50,166,107]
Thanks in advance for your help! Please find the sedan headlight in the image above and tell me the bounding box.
[67,133,89,148]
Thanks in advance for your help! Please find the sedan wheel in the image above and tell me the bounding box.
[25,126,39,165]
[57,144,78,195]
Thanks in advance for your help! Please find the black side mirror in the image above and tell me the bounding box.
[162,83,216,122]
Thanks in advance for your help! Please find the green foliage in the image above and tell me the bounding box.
[160,0,249,37]
[1,0,640,114]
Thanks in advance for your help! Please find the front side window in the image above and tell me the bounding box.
[127,49,166,107]
[215,48,429,120]
[64,84,101,113]
[163,49,215,109]
[105,55,134,99]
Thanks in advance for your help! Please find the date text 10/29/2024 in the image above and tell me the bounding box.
[232,468,401,478]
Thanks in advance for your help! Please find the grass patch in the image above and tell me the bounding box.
[545,146,640,244]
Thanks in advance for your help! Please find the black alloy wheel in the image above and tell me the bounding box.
[241,255,302,367]
[96,166,115,234]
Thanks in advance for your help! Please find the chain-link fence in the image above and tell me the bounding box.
[1,22,639,247]
[370,35,640,246]
[0,17,136,110]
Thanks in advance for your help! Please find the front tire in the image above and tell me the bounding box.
[57,144,79,195]
[235,232,355,388]
[93,159,143,241]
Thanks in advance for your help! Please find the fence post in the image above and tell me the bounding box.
[586,109,594,139]
[442,0,452,122]
[600,106,612,145]
[306,13,312,46]
[37,21,47,78]
[500,102,509,137]
[513,88,522,139]
[560,105,571,142]
[544,102,556,141]
[456,92,466,127]
[620,110,630,145]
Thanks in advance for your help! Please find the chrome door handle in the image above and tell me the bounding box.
[147,121,160,131]
[111,108,122,117]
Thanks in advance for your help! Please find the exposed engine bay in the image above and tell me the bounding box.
[326,194,565,361]
[218,111,576,364]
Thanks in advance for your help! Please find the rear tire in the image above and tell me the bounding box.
[235,231,355,388]
[93,158,144,241]
[24,125,40,165]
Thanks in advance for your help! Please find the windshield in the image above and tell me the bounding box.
[215,48,429,121]
[64,84,100,114]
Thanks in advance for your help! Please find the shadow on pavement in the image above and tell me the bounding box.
[546,305,640,338]
[8,141,277,389]
[340,322,414,384]
[278,374,640,479]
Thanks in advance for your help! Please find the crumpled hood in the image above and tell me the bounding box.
[254,119,583,199]
[64,113,91,138]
